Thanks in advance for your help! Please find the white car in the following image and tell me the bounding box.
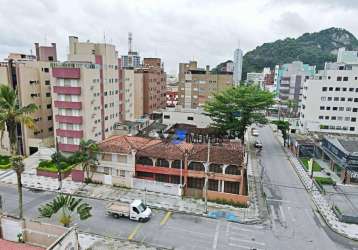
[252,129,259,136]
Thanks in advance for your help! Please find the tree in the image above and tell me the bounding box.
[272,120,290,146]
[39,194,92,227]
[51,151,67,190]
[79,140,99,182]
[0,85,37,218]
[204,85,275,140]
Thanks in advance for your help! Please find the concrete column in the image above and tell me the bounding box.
[168,160,173,168]
[222,164,228,175]
[150,158,156,166]
[217,180,221,192]
[221,181,225,192]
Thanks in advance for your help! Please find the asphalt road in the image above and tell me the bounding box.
[0,126,357,249]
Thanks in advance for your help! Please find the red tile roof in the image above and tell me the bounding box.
[0,239,44,250]
[99,135,160,153]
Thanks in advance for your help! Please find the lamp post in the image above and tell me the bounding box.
[204,138,210,214]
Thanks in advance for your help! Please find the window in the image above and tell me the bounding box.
[353,108,358,112]
[345,117,350,121]
[355,98,358,102]
[319,116,324,120]
[45,80,50,85]
[48,56,53,61]
[356,88,358,92]
[333,107,338,111]
[348,98,353,102]
[335,87,340,91]
[328,76,331,80]
[320,106,325,110]
[346,107,352,111]
[342,88,347,92]
[47,104,51,109]
[338,116,343,121]
[46,92,51,97]
[352,117,356,122]
[349,88,354,92]
[331,116,336,120]
[322,87,327,92]
[119,170,125,177]
[350,127,355,131]
[48,116,52,121]
[341,97,345,101]
[325,116,329,120]
[337,76,342,81]
[164,115,170,119]
[321,97,326,101]
[329,87,333,91]
[334,97,339,101]
[48,127,53,132]
[187,116,194,121]
[339,107,344,111]
[328,97,332,101]
[343,77,348,81]
[326,106,331,110]
[43,68,49,73]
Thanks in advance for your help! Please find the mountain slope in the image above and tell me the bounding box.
[242,27,358,78]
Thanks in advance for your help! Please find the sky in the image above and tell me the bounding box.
[0,0,358,74]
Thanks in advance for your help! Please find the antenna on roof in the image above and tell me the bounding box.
[128,32,132,53]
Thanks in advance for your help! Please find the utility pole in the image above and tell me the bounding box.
[204,138,210,214]
[56,137,62,190]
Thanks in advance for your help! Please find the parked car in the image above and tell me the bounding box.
[251,128,259,136]
[254,140,263,149]
[106,200,152,222]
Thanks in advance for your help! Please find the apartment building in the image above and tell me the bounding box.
[300,57,358,134]
[0,43,57,155]
[122,69,143,121]
[141,58,166,114]
[233,48,243,85]
[51,36,121,153]
[162,107,212,128]
[178,61,233,109]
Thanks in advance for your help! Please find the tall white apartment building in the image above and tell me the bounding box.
[233,48,243,85]
[51,36,121,153]
[301,48,358,134]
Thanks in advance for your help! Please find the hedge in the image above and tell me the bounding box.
[300,158,321,172]
[314,176,336,185]
[0,155,11,170]
[37,160,75,173]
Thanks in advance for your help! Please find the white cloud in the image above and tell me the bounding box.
[0,0,357,74]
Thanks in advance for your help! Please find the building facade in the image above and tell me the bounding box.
[122,69,144,121]
[301,60,358,134]
[233,48,243,85]
[51,36,122,153]
[162,107,213,128]
[178,61,233,109]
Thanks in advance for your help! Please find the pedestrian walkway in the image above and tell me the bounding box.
[271,127,358,240]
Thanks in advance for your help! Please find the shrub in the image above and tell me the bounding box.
[314,176,335,185]
[0,155,10,165]
[300,158,321,172]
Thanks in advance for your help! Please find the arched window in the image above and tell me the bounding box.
[225,165,240,175]
[136,156,153,166]
[155,158,169,167]
[188,161,205,171]
[209,163,222,173]
[171,160,182,169]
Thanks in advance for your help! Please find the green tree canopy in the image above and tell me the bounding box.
[204,85,275,140]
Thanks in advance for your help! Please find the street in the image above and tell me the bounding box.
[0,126,358,249]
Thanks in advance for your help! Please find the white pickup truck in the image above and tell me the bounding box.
[106,200,152,222]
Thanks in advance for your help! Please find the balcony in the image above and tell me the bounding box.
[54,101,82,109]
[52,68,80,79]
[53,86,81,95]
[58,143,80,153]
[56,129,83,138]
[55,115,83,124]
[135,164,182,176]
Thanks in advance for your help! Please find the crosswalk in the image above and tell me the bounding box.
[226,222,266,250]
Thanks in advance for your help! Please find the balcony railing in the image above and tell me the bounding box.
[55,115,83,124]
[53,86,81,95]
[56,129,83,138]
[58,143,80,152]
[54,101,82,109]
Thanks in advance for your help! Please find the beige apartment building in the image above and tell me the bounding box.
[51,36,122,153]
[122,69,143,121]
[0,43,57,155]
[178,61,233,109]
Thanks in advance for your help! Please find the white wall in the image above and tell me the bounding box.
[133,178,181,196]
[162,108,212,128]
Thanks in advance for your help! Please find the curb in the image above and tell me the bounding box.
[270,127,358,241]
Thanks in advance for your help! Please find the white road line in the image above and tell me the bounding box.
[228,242,263,250]
[267,198,293,203]
[279,205,287,224]
[287,206,296,222]
[270,205,277,220]
[212,221,220,249]
[229,226,254,233]
[230,237,266,246]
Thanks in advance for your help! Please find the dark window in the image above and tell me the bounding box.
[164,115,170,119]
[343,77,348,81]
[354,98,358,102]
[353,108,358,112]
[45,80,50,85]
[349,88,354,92]
[326,106,331,110]
[47,104,51,109]
[208,179,219,191]
[333,107,338,111]
[328,97,332,101]
[334,97,339,101]
[355,77,358,80]
[46,92,51,97]
[44,68,49,73]
[335,87,340,91]
[209,164,222,173]
[48,56,54,61]
[356,88,358,92]
[342,87,347,91]
[352,117,356,122]
[329,87,333,91]
[341,97,345,101]
[188,177,204,189]
[320,106,325,110]
[48,127,53,132]
[350,127,355,131]
[225,165,240,175]
[337,76,342,81]
[224,181,240,194]
[348,98,353,102]
[328,76,331,80]
[48,116,52,121]
[319,116,324,120]
[325,116,329,120]
[331,116,336,120]
[187,116,194,121]
[322,87,327,92]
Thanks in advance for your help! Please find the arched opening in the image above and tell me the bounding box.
[225,165,240,175]
[171,160,182,169]
[136,156,153,166]
[209,163,222,173]
[188,161,205,171]
[155,158,170,168]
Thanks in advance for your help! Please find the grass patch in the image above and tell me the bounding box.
[300,158,321,172]
[314,176,336,185]
[0,155,11,170]
[209,198,247,208]
[37,160,74,173]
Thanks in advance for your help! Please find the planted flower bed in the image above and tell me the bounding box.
[0,155,11,170]
[36,153,81,179]
[300,158,321,172]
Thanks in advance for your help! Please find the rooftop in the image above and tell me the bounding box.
[0,239,44,250]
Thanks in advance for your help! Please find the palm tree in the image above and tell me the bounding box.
[0,85,37,219]
[79,140,99,182]
[39,194,92,227]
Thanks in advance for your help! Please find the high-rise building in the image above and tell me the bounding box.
[121,33,141,69]
[0,43,57,155]
[122,68,144,121]
[300,49,358,134]
[233,48,243,85]
[51,36,122,153]
[178,61,233,109]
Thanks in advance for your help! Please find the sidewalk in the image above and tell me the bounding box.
[313,158,341,184]
[271,127,358,240]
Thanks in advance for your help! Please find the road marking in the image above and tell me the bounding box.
[230,237,266,246]
[267,198,293,204]
[160,211,172,225]
[128,224,142,241]
[270,205,277,220]
[228,243,263,250]
[229,225,254,233]
[279,205,287,224]
[212,221,220,249]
